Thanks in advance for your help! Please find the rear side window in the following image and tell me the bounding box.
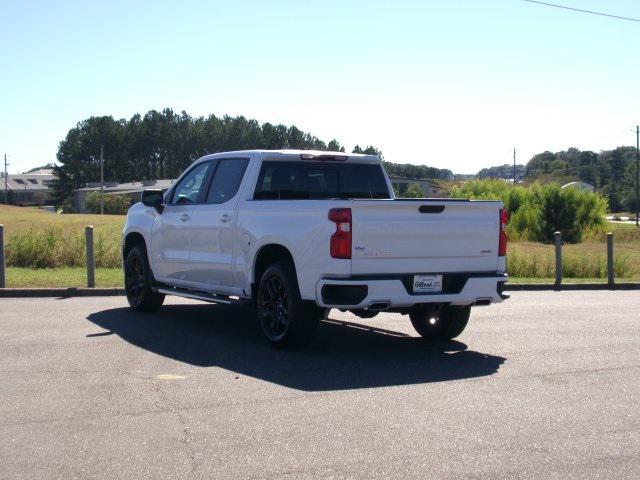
[254,161,390,200]
[206,158,249,203]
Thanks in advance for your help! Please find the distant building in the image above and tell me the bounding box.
[73,179,174,213]
[561,181,595,192]
[0,169,56,205]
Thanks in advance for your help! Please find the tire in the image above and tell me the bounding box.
[409,305,471,341]
[124,244,165,312]
[257,260,325,348]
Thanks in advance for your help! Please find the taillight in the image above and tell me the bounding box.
[499,209,508,257]
[329,208,352,259]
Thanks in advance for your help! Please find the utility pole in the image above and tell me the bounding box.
[636,125,639,227]
[513,148,517,184]
[100,145,104,215]
[3,154,8,204]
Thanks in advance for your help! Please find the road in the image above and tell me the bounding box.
[1,292,639,479]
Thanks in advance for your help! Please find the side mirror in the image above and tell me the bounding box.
[141,189,164,213]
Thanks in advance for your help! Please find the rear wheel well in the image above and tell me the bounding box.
[123,233,147,262]
[253,244,295,301]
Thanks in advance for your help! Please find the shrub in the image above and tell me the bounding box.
[0,189,16,205]
[5,227,121,268]
[451,179,608,243]
[60,196,74,213]
[85,192,131,215]
[397,183,424,198]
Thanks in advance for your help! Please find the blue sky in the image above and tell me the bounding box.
[1,0,639,174]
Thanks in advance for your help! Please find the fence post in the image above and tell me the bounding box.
[0,224,5,288]
[85,225,95,288]
[607,232,614,289]
[554,231,562,289]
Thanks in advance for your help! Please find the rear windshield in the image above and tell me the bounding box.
[254,161,391,200]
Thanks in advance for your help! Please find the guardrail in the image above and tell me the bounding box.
[0,225,629,289]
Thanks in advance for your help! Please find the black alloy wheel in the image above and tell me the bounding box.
[124,245,165,312]
[259,272,290,341]
[257,261,324,348]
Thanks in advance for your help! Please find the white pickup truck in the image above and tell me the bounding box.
[122,150,509,347]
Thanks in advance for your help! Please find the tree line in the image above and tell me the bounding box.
[478,164,527,180]
[524,147,638,212]
[52,109,341,205]
[382,161,453,181]
[51,108,454,205]
[476,147,638,212]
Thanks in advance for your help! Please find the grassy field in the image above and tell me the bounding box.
[0,204,125,235]
[1,205,124,268]
[509,226,640,280]
[7,267,122,288]
[1,204,639,287]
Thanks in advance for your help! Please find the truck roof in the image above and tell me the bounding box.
[196,149,381,164]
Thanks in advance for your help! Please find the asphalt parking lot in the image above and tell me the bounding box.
[1,291,639,479]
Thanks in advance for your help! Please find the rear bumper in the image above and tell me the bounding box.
[316,273,509,309]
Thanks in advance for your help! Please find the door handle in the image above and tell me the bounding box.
[220,214,232,223]
[179,213,190,222]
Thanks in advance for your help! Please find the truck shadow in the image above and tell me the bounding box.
[86,304,505,391]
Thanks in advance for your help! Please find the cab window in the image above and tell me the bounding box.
[206,159,249,203]
[169,161,214,204]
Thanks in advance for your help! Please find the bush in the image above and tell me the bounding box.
[85,192,131,215]
[397,183,424,198]
[60,196,74,213]
[0,189,16,205]
[451,180,608,243]
[5,227,121,268]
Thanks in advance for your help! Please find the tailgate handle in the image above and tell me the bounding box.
[419,205,445,213]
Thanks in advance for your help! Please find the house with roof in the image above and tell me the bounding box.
[72,179,174,213]
[0,168,56,205]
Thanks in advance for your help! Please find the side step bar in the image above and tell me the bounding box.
[155,286,235,305]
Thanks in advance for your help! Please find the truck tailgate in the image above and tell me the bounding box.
[350,199,501,275]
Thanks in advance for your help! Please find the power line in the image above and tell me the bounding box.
[522,0,640,23]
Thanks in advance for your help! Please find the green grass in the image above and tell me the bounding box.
[508,232,640,280]
[6,268,123,288]
[2,203,640,286]
[0,204,125,235]
[1,204,124,268]
[507,277,610,284]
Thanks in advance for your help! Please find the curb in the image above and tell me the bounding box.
[1,284,638,297]
[0,288,125,298]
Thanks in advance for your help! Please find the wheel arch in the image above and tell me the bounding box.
[123,231,148,262]
[252,243,297,301]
